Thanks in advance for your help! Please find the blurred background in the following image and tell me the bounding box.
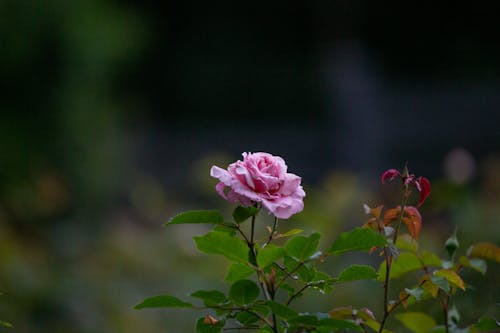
[1,1,499,332]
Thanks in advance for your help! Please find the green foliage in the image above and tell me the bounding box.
[338,264,378,282]
[396,312,437,333]
[378,252,422,280]
[191,290,227,307]
[266,301,297,319]
[328,227,387,255]
[166,210,224,225]
[229,279,260,305]
[134,295,192,309]
[257,244,285,268]
[474,317,500,331]
[232,205,259,223]
[225,262,255,282]
[194,231,249,263]
[284,232,321,261]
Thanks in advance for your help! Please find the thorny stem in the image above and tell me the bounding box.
[378,183,409,333]
[247,213,278,333]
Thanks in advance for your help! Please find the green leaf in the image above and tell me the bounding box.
[328,228,387,255]
[420,251,442,267]
[396,312,436,333]
[166,210,224,225]
[279,228,304,238]
[378,252,422,280]
[225,262,255,282]
[434,269,466,290]
[0,320,13,328]
[285,232,321,260]
[474,317,500,330]
[317,318,363,331]
[232,206,259,223]
[195,316,225,333]
[236,311,260,325]
[266,301,298,319]
[191,290,227,306]
[229,279,260,305]
[257,245,285,268]
[289,314,318,326]
[134,295,192,309]
[338,264,378,282]
[194,231,249,263]
[396,234,419,253]
[460,256,487,275]
[429,275,451,294]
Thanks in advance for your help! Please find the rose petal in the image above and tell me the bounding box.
[210,166,232,185]
[381,169,401,184]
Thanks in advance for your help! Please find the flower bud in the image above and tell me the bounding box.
[444,235,460,258]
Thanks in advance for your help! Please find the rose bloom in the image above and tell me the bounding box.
[210,152,305,219]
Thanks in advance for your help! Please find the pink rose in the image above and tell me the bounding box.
[210,152,305,219]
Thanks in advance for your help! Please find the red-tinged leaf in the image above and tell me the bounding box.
[417,177,431,207]
[403,206,422,240]
[467,242,500,263]
[369,205,384,219]
[383,207,402,226]
[382,169,401,184]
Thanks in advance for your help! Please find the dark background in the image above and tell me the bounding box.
[1,1,499,332]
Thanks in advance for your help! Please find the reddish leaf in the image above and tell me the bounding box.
[381,169,401,184]
[402,206,422,240]
[383,207,402,226]
[416,177,431,207]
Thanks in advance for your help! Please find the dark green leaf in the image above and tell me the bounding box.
[167,210,224,226]
[266,301,298,319]
[236,311,260,325]
[195,316,225,333]
[378,252,422,280]
[257,245,285,268]
[194,231,249,263]
[229,279,260,305]
[317,318,363,331]
[134,295,192,309]
[232,206,259,223]
[338,265,378,282]
[285,232,321,260]
[396,312,436,333]
[191,290,227,306]
[225,262,255,282]
[474,317,500,330]
[289,314,318,326]
[328,228,387,255]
